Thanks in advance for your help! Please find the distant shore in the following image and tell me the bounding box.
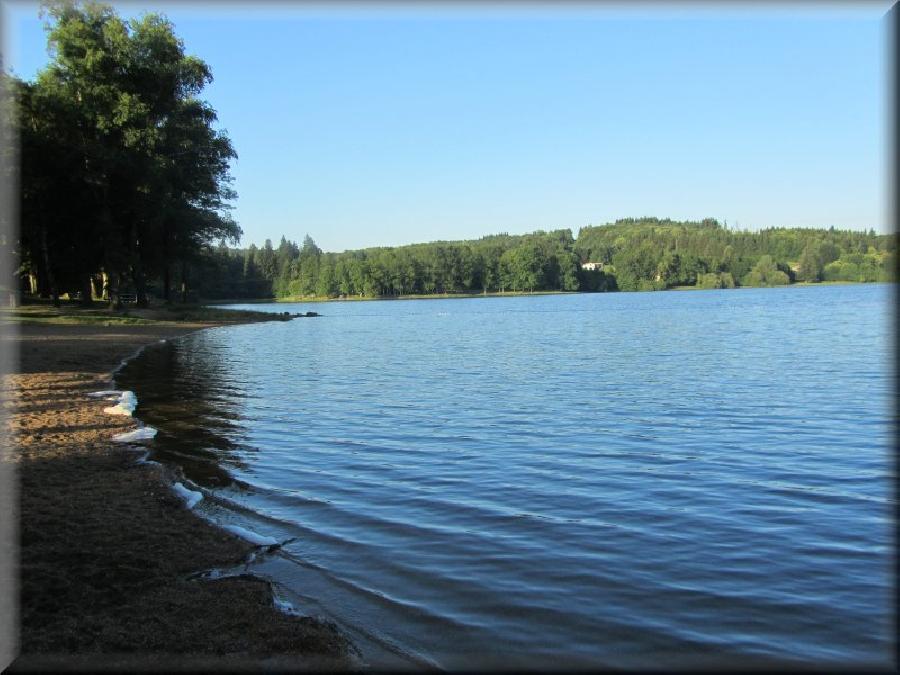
[205,289,574,305]
[2,307,354,670]
[668,279,874,291]
[204,279,892,306]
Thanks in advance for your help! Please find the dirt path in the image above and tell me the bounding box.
[2,322,354,671]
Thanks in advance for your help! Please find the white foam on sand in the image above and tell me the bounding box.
[219,523,278,546]
[134,450,160,467]
[173,481,203,509]
[112,426,157,443]
[103,390,138,416]
[273,595,302,616]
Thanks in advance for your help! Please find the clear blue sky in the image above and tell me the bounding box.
[2,2,892,252]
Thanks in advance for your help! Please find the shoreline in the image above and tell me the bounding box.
[3,318,357,670]
[204,279,895,306]
[207,289,574,305]
[111,328,430,671]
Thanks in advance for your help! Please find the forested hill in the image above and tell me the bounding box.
[194,218,897,300]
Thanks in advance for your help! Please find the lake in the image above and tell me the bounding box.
[117,284,895,669]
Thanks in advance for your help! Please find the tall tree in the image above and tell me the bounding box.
[15,1,238,306]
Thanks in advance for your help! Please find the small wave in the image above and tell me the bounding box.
[112,425,157,443]
[218,522,278,546]
[173,481,203,509]
[88,390,121,399]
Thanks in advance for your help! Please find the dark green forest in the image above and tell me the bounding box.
[4,3,896,306]
[196,218,896,301]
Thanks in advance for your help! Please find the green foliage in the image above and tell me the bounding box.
[257,229,589,299]
[611,240,664,291]
[202,220,896,300]
[797,242,828,281]
[578,268,617,292]
[11,1,237,306]
[576,217,891,292]
[697,272,736,289]
[742,255,790,287]
[500,243,543,292]
[823,251,895,283]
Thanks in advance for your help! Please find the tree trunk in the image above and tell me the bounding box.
[39,223,59,307]
[107,270,122,310]
[131,222,149,307]
[80,273,93,307]
[180,261,188,304]
[36,271,50,298]
[162,224,171,304]
[132,266,149,307]
[97,190,121,310]
[163,263,171,304]
[91,274,103,300]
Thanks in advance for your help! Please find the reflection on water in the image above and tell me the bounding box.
[117,338,254,488]
[116,285,895,669]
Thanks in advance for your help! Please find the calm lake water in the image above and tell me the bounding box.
[118,284,895,669]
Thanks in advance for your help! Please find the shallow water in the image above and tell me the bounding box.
[118,284,896,669]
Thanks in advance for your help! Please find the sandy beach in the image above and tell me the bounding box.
[2,320,354,671]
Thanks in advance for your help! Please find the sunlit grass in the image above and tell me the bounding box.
[0,301,289,325]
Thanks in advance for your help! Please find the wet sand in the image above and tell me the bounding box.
[2,322,355,671]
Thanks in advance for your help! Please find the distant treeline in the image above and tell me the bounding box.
[194,218,897,300]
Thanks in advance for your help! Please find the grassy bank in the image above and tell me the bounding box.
[1,302,293,326]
